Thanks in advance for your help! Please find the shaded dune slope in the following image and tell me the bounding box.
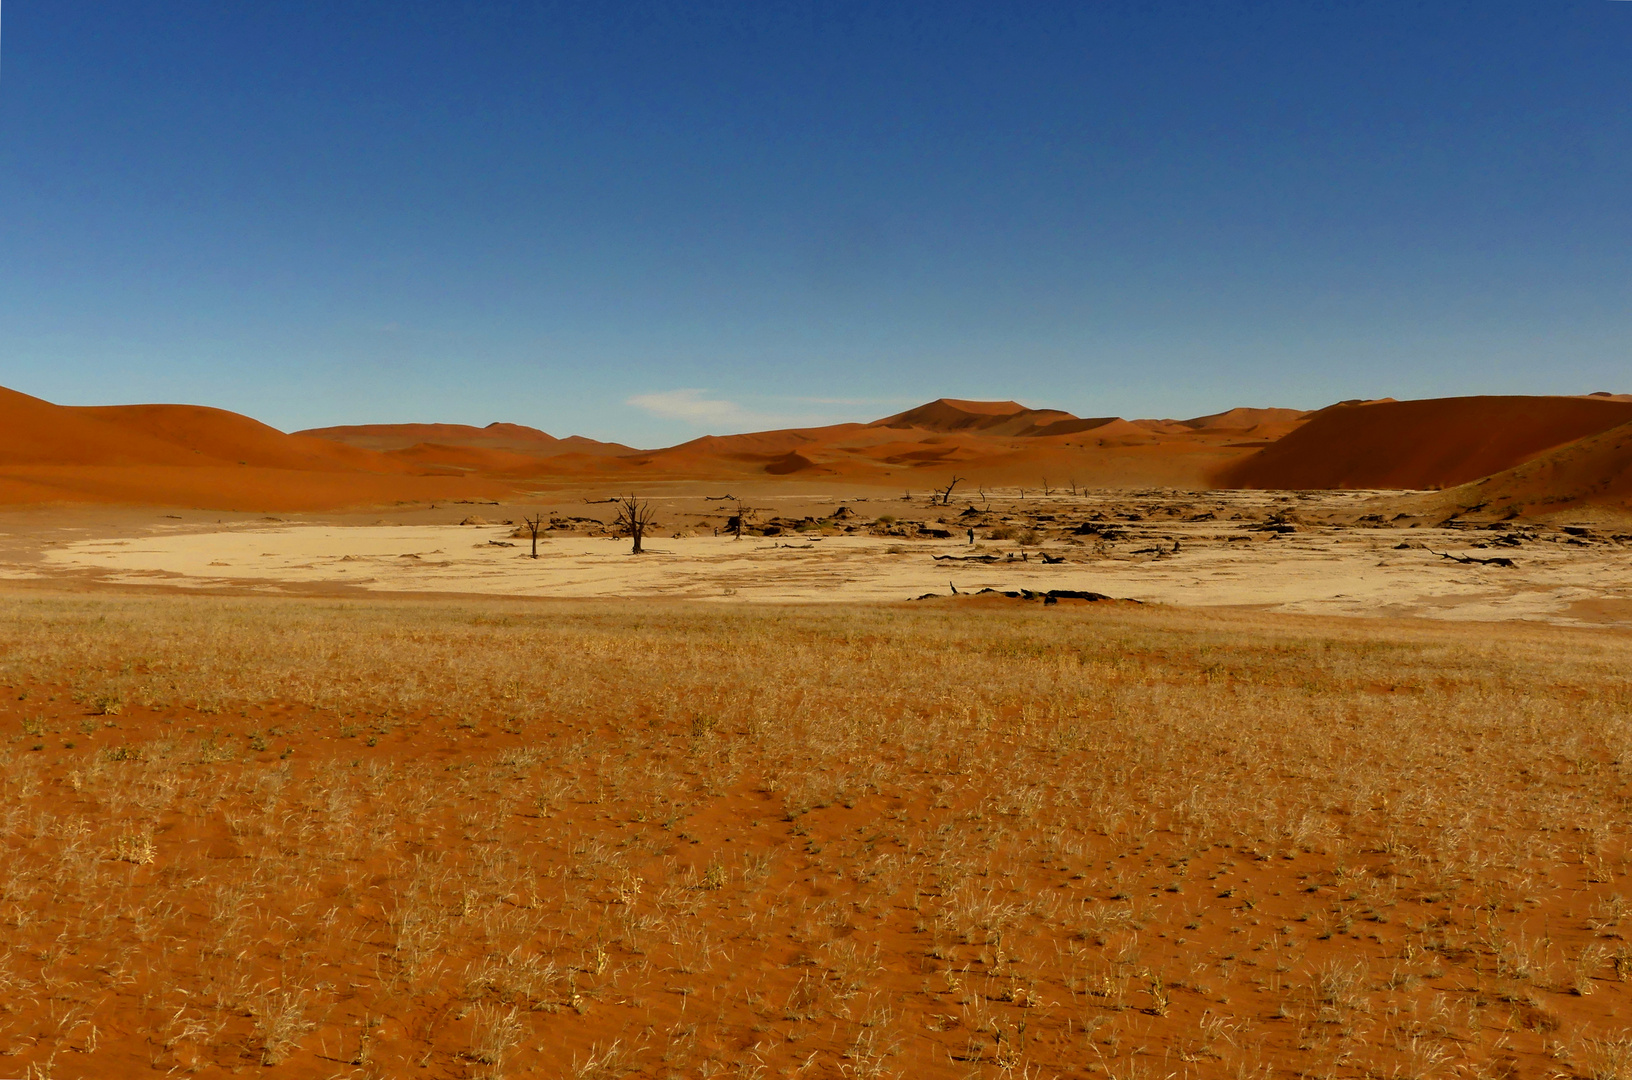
[1415,419,1632,518]
[1220,396,1632,490]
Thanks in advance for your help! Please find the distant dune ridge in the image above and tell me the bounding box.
[1218,395,1632,492]
[295,421,635,458]
[0,385,504,511]
[872,398,1122,438]
[1,385,1627,514]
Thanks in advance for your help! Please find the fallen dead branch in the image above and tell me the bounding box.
[1427,549,1517,567]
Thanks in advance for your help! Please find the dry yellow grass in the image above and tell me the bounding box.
[0,592,1630,1078]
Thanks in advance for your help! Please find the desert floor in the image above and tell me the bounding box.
[1,490,1631,1079]
[0,488,1628,625]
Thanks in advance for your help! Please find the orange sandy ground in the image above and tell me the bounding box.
[1,596,1631,1079]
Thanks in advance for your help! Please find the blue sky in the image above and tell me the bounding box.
[1,2,1629,446]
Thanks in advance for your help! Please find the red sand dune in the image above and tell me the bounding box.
[873,398,1118,438]
[382,443,551,475]
[297,421,634,457]
[1219,395,1632,491]
[1176,406,1311,433]
[0,389,1316,507]
[0,387,506,511]
[31,385,1632,516]
[1424,418,1632,517]
[599,399,1311,488]
[0,387,407,474]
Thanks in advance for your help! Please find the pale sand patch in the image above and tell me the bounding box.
[10,515,1631,625]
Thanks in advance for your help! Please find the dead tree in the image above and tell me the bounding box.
[936,476,965,506]
[614,495,656,554]
[726,505,755,540]
[521,513,545,559]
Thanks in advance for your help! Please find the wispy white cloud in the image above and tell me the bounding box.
[626,389,915,433]
[626,389,760,427]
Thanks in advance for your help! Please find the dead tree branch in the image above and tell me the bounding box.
[1427,549,1516,568]
[614,495,657,554]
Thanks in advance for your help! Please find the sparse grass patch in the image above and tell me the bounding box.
[0,593,1628,1075]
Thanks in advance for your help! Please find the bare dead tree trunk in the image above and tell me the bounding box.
[614,496,656,554]
[523,513,545,558]
[937,476,965,505]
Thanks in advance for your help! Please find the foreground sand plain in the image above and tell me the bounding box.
[1,595,1632,1079]
[3,487,1632,1078]
[1,487,1629,625]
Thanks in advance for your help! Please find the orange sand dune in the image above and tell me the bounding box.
[1,387,412,474]
[578,400,1303,488]
[11,384,1627,515]
[0,387,506,510]
[873,398,1108,438]
[297,421,634,457]
[385,443,552,474]
[655,426,857,460]
[1418,418,1632,518]
[291,397,1314,490]
[1177,406,1310,432]
[1135,408,1311,439]
[1220,396,1632,491]
[0,385,1317,510]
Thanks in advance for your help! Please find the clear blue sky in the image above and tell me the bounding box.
[2,2,1628,446]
